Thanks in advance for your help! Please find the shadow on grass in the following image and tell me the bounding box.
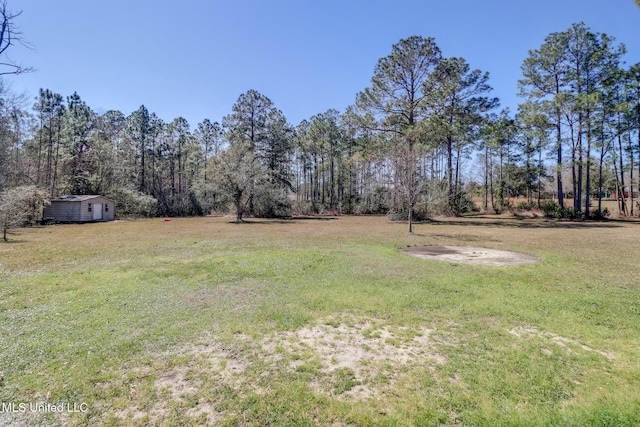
[424,216,626,229]
[1,229,29,243]
[228,216,340,225]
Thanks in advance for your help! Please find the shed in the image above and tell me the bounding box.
[43,195,115,223]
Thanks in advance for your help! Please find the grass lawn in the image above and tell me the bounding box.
[1,215,639,426]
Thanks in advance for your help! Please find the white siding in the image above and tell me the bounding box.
[43,201,81,222]
[43,196,115,222]
[79,200,93,222]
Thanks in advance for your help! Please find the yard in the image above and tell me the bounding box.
[1,215,639,426]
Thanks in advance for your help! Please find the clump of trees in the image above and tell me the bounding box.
[353,36,498,231]
[1,3,639,236]
[519,22,638,218]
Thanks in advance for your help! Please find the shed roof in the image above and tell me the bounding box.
[50,195,112,202]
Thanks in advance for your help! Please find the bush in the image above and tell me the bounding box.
[109,189,158,218]
[387,202,432,222]
[0,185,49,241]
[354,186,390,215]
[449,189,474,216]
[513,200,535,210]
[251,185,292,218]
[540,200,582,219]
[592,207,611,220]
[292,199,322,215]
[564,208,581,219]
[541,200,560,218]
[188,181,226,215]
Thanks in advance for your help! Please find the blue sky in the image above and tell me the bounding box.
[5,0,640,129]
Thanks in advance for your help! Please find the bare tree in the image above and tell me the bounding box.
[0,1,34,76]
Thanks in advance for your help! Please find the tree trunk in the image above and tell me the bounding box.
[498,144,504,210]
[139,139,146,193]
[597,136,606,215]
[537,139,543,208]
[484,147,489,211]
[585,118,592,217]
[613,160,627,216]
[628,129,635,216]
[446,135,454,208]
[576,115,583,214]
[526,143,532,204]
[569,121,578,213]
[617,119,627,216]
[490,154,496,213]
[51,124,61,197]
[36,117,43,186]
[630,141,635,217]
[152,138,157,197]
[556,107,564,209]
[454,143,462,214]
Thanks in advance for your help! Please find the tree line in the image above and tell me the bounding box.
[1,22,639,235]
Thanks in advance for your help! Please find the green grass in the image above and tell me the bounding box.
[1,215,639,426]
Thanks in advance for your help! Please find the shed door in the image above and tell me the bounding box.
[93,203,103,220]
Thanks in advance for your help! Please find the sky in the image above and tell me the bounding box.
[4,0,640,129]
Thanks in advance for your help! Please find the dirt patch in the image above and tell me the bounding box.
[262,317,445,399]
[111,338,248,426]
[401,245,537,266]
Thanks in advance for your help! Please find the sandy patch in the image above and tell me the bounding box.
[112,339,247,425]
[401,245,537,266]
[107,318,447,422]
[262,317,445,398]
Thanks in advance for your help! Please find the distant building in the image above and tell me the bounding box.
[610,190,639,199]
[43,195,115,223]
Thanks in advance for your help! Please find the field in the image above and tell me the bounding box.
[1,215,639,426]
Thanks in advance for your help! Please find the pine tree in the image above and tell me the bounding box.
[355,36,442,232]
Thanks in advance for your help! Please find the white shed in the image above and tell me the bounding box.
[43,195,115,222]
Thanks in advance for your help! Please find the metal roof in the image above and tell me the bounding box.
[50,195,112,202]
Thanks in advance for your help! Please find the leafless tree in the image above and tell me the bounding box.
[0,1,34,76]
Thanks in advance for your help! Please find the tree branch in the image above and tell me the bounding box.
[0,1,34,75]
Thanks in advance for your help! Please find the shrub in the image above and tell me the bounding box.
[0,185,49,241]
[449,189,474,216]
[251,186,291,218]
[592,207,611,220]
[541,200,560,218]
[109,189,158,218]
[292,200,315,215]
[386,205,431,222]
[354,186,390,215]
[513,200,535,210]
[564,208,581,219]
[540,200,583,219]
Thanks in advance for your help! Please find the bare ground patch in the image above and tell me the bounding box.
[261,316,446,399]
[402,245,538,266]
[110,337,250,426]
[103,318,447,424]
